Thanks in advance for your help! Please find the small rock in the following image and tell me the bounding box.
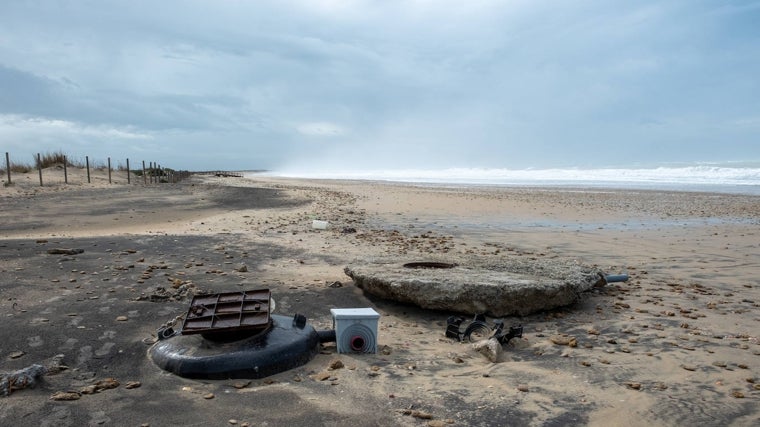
[550,335,577,347]
[203,393,215,399]
[681,364,697,372]
[625,382,642,390]
[8,351,25,359]
[329,359,345,370]
[125,381,141,389]
[93,378,120,391]
[472,338,502,363]
[236,265,248,273]
[228,420,238,425]
[312,372,331,381]
[731,391,745,398]
[51,391,81,401]
[232,381,251,389]
[412,411,433,420]
[79,385,98,395]
[712,361,728,368]
[115,316,128,322]
[517,384,529,392]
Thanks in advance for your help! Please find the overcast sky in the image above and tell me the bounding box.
[1,0,759,171]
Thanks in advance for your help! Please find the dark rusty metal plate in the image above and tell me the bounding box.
[181,289,271,336]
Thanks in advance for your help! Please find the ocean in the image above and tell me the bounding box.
[254,164,760,196]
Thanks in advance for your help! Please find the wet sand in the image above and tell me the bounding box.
[1,169,759,426]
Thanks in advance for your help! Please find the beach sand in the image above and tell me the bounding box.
[1,168,759,426]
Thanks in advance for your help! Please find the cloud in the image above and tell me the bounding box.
[0,1,758,170]
[296,122,347,137]
[0,115,152,157]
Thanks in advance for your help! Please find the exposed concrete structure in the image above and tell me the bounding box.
[344,257,605,316]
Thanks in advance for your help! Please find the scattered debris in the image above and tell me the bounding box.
[79,378,120,395]
[1,364,47,397]
[46,248,84,255]
[446,314,522,346]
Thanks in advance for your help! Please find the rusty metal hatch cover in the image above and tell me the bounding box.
[181,289,271,339]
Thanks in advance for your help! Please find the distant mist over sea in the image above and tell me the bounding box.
[253,162,760,195]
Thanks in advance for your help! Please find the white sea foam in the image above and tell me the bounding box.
[253,165,760,195]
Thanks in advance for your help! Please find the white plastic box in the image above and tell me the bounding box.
[330,308,380,354]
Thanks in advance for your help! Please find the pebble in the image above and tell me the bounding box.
[116,316,128,322]
[550,335,577,347]
[203,393,215,399]
[681,364,697,371]
[9,350,25,359]
[51,391,81,401]
[125,381,142,389]
[329,359,345,370]
[312,372,331,381]
[517,384,529,392]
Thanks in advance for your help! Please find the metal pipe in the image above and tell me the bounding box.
[605,274,629,283]
[317,329,336,343]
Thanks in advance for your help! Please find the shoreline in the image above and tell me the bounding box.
[1,170,758,426]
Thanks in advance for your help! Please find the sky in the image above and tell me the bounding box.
[1,0,759,172]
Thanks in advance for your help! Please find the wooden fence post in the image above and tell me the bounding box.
[142,161,147,184]
[64,155,68,184]
[37,153,43,186]
[126,158,131,184]
[108,157,112,184]
[86,156,91,183]
[4,152,10,184]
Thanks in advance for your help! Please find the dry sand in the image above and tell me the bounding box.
[1,168,759,426]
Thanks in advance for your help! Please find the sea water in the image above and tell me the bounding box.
[255,163,760,196]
